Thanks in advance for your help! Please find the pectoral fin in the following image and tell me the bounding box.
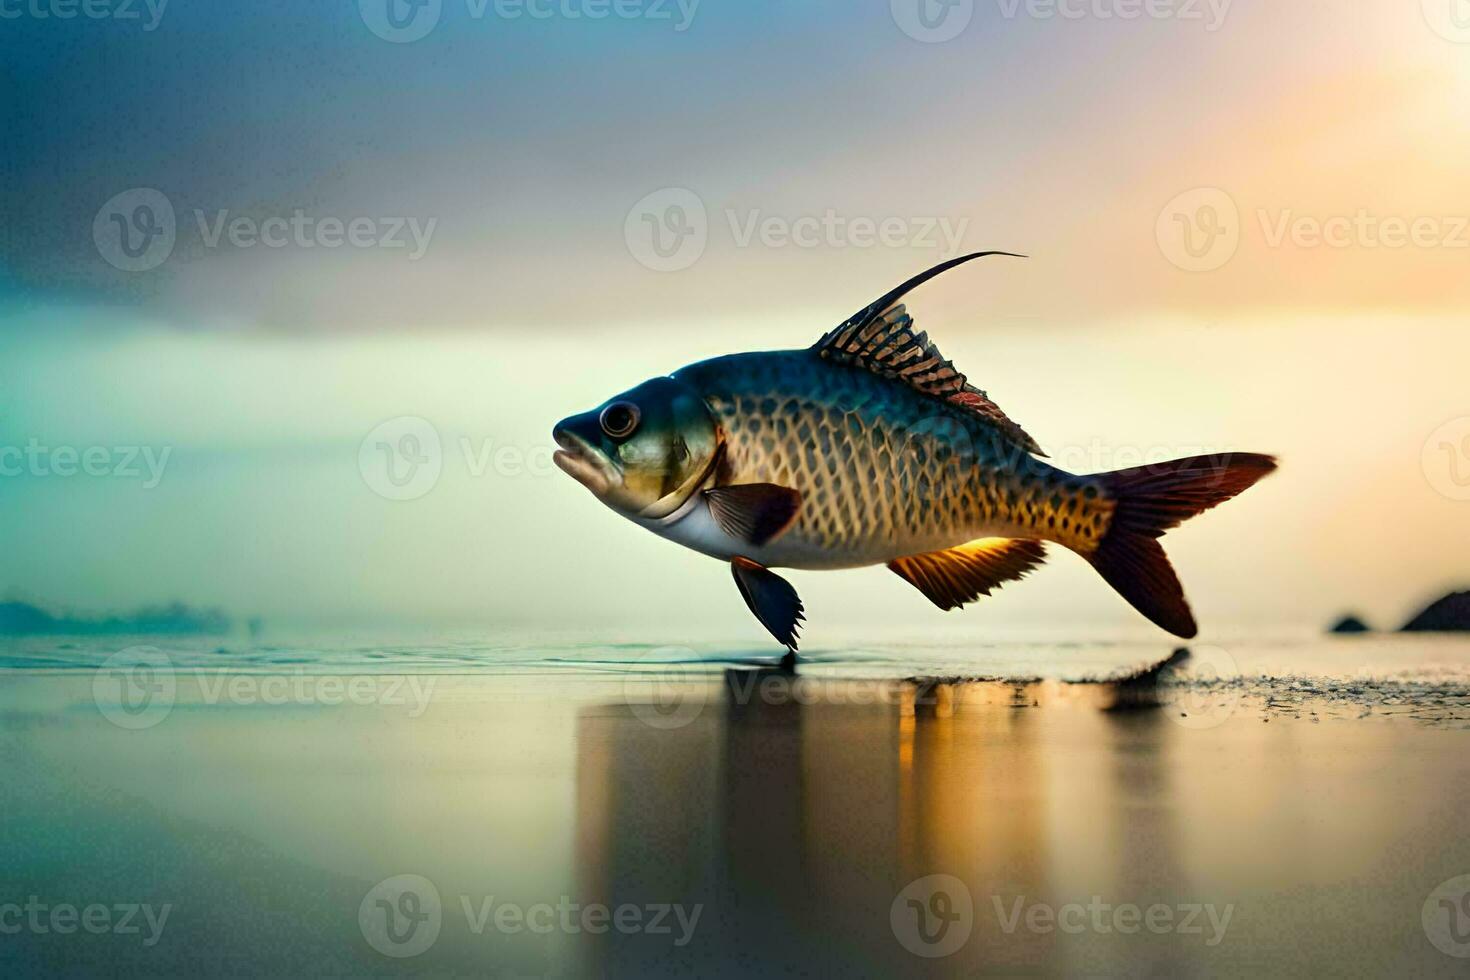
[889,538,1047,611]
[731,557,804,651]
[704,484,802,546]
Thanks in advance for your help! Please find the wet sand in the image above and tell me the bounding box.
[3,660,1470,977]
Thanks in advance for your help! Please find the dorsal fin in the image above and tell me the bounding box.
[812,252,1044,456]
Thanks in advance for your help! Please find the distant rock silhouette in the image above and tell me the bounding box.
[0,600,231,636]
[1328,614,1372,634]
[0,601,56,635]
[1401,592,1470,632]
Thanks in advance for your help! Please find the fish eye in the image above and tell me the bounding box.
[599,401,640,439]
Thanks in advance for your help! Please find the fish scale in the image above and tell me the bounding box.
[678,349,1112,567]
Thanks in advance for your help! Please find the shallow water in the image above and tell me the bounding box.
[7,627,1470,680]
[3,633,1470,976]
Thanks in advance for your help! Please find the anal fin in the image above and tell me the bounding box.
[731,556,805,651]
[888,538,1047,611]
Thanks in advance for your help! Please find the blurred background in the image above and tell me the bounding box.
[3,0,1468,638]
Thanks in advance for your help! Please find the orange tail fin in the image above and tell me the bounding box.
[1086,453,1278,638]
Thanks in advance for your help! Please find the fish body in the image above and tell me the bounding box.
[554,253,1276,653]
[648,348,1104,570]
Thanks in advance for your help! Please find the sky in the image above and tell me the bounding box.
[2,0,1469,638]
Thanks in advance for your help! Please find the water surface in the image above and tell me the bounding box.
[3,633,1469,976]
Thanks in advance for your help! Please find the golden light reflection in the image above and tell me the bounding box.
[574,673,1179,976]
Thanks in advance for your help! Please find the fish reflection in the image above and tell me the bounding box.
[574,668,1185,977]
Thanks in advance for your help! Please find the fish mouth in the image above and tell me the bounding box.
[552,428,614,496]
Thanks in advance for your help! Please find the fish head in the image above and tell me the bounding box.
[553,376,719,519]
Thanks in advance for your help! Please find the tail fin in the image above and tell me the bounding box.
[1086,453,1277,638]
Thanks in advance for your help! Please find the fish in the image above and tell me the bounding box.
[552,252,1277,657]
